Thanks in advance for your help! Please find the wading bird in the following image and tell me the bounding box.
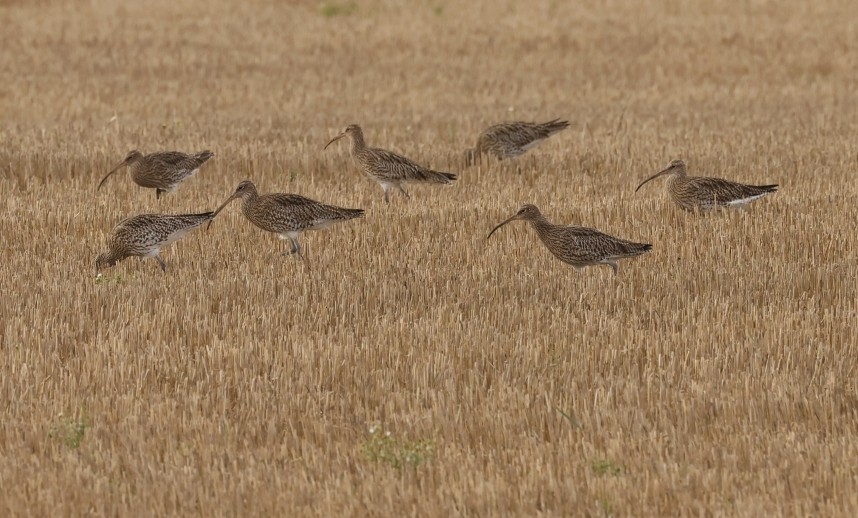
[487,204,651,275]
[324,124,457,203]
[96,212,213,272]
[465,119,569,165]
[97,150,215,199]
[210,180,363,265]
[635,159,778,211]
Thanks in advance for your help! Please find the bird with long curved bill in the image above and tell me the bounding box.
[487,204,652,275]
[95,212,214,273]
[209,180,364,267]
[97,149,215,199]
[324,124,457,203]
[635,159,778,211]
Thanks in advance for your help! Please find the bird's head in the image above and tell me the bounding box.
[209,180,256,227]
[95,252,117,271]
[487,204,542,239]
[324,124,363,149]
[635,159,687,193]
[97,150,143,191]
[123,150,143,163]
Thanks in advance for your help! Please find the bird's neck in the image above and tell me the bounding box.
[527,214,552,231]
[103,246,125,264]
[667,171,687,187]
[240,190,259,212]
[127,157,143,171]
[349,133,367,155]
[528,217,557,245]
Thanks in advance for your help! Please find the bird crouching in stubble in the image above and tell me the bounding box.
[95,212,215,273]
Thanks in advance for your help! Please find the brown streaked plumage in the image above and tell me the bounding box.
[465,119,569,165]
[210,180,364,264]
[487,204,652,275]
[635,159,778,211]
[95,212,214,272]
[324,124,457,203]
[97,150,215,199]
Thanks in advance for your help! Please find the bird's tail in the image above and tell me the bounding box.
[541,119,570,136]
[176,211,215,229]
[340,208,365,220]
[426,170,457,184]
[188,211,215,221]
[756,184,778,193]
[625,242,653,257]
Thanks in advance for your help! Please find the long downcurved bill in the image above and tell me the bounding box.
[323,133,346,150]
[634,167,672,193]
[96,160,128,190]
[487,214,518,239]
[206,193,239,230]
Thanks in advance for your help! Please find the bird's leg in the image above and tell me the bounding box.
[381,183,391,204]
[291,237,311,269]
[607,261,618,275]
[282,237,299,255]
[154,255,167,272]
[287,237,304,260]
[395,183,411,200]
[156,188,163,200]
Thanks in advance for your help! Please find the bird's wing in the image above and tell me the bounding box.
[150,152,203,179]
[487,121,550,147]
[264,194,345,225]
[563,226,648,260]
[687,176,768,204]
[148,151,193,166]
[111,214,169,247]
[478,122,551,158]
[369,148,428,180]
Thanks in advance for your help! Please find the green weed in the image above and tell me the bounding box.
[50,414,87,449]
[320,2,356,17]
[362,426,434,470]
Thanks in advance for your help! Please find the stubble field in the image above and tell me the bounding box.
[1,0,857,515]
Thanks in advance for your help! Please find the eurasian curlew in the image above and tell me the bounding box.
[324,124,457,203]
[465,119,569,165]
[635,159,778,211]
[210,180,364,264]
[97,150,215,199]
[487,204,652,275]
[95,212,213,272]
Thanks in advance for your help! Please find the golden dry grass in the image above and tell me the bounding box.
[1,0,857,515]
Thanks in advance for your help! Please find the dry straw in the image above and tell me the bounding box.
[1,0,856,515]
